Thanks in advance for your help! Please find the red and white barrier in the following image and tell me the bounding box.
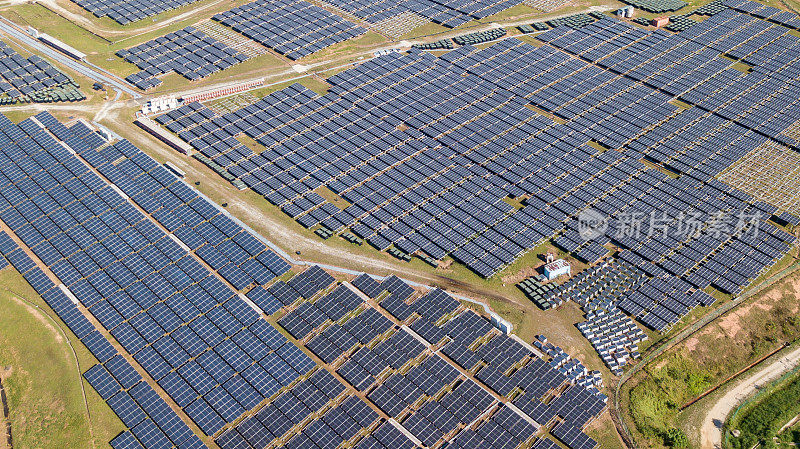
[181,79,265,103]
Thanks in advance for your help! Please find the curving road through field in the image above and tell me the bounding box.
[700,346,800,449]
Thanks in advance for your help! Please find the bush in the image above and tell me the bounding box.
[630,386,672,437]
[629,355,710,439]
[664,428,688,448]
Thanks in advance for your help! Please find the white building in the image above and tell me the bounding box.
[544,259,571,280]
[142,96,179,115]
[490,314,513,334]
[38,33,87,60]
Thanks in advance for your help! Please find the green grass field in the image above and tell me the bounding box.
[0,268,124,449]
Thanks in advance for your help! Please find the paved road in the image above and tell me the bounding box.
[0,15,141,98]
[701,346,800,449]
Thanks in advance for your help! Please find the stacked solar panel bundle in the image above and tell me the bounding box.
[518,22,550,33]
[665,15,698,32]
[518,276,561,310]
[0,41,82,103]
[118,26,250,90]
[577,307,647,374]
[411,38,454,50]
[534,336,604,392]
[452,27,507,45]
[71,0,203,24]
[212,0,367,60]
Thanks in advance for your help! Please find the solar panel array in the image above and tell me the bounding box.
[212,0,367,60]
[159,11,797,291]
[0,184,205,448]
[0,110,614,449]
[218,272,607,449]
[320,0,525,28]
[160,4,799,341]
[548,260,646,312]
[0,111,338,448]
[117,26,250,90]
[71,0,203,24]
[0,41,82,103]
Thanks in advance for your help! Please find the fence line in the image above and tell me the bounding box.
[680,342,791,411]
[0,378,11,448]
[723,364,800,448]
[613,257,800,448]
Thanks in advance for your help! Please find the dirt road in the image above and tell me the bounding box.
[701,346,800,448]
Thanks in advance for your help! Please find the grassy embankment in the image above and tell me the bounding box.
[0,268,124,449]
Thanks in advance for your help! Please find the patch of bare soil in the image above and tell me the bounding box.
[501,265,540,286]
[716,288,783,338]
